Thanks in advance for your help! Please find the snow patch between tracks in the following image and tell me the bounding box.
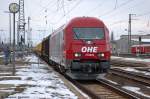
[122,86,150,98]
[123,67,150,76]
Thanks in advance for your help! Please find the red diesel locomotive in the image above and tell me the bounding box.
[39,17,111,79]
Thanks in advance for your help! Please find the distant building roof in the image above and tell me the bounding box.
[120,34,150,39]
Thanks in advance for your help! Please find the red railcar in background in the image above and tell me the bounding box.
[131,44,150,54]
[49,17,111,79]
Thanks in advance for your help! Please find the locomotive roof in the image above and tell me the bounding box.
[50,17,107,37]
[66,17,105,27]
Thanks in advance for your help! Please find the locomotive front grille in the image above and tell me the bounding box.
[71,60,110,73]
[81,62,100,73]
[71,61,101,73]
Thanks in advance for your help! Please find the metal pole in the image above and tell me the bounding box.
[9,13,12,63]
[9,13,11,46]
[27,17,30,48]
[12,13,16,76]
[128,14,131,53]
[17,21,19,50]
[129,14,132,53]
[128,14,136,53]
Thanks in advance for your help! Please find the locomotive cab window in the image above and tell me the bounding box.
[73,27,104,40]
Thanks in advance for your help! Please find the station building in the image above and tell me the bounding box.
[111,35,150,54]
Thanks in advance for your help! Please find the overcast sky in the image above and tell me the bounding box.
[0,0,150,45]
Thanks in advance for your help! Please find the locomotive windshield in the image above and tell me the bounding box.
[73,27,104,40]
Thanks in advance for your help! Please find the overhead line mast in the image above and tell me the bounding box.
[128,14,136,53]
[18,0,25,49]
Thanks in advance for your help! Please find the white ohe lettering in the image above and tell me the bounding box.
[81,47,98,52]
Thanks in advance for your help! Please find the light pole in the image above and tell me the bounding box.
[9,3,19,76]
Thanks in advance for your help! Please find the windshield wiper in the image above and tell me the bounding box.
[74,32,86,44]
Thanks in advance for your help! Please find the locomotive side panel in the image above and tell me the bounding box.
[49,30,64,66]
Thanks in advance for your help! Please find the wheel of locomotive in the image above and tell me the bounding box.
[50,61,55,66]
[58,65,66,73]
[103,69,108,73]
[49,60,52,65]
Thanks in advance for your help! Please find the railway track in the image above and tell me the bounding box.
[68,74,150,99]
[105,75,150,99]
[69,66,150,99]
[111,61,147,67]
[110,59,148,67]
[106,60,150,99]
[135,67,150,72]
[109,68,150,86]
[69,79,136,99]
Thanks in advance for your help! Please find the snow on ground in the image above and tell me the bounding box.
[123,68,139,72]
[124,58,150,63]
[122,67,150,76]
[111,56,150,63]
[0,54,77,99]
[25,55,35,62]
[111,56,121,59]
[101,77,118,85]
[28,55,40,63]
[0,72,12,75]
[147,86,150,89]
[106,79,118,85]
[0,89,14,93]
[122,86,150,98]
[0,54,4,58]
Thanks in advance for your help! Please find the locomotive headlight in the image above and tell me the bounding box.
[74,53,81,57]
[98,53,105,57]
